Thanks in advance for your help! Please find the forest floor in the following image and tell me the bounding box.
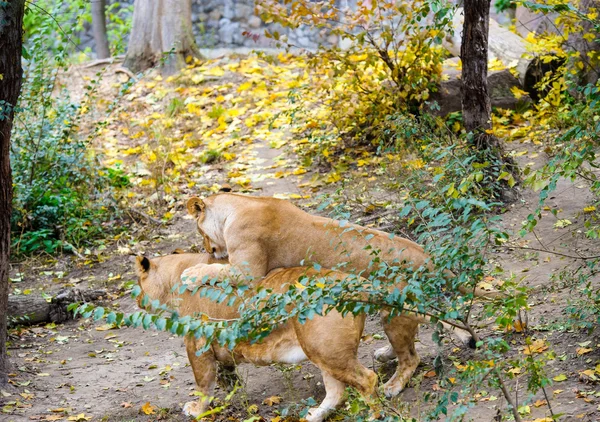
[2,53,600,422]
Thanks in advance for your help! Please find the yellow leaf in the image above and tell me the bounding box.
[238,81,253,92]
[584,205,596,213]
[577,347,592,355]
[510,86,528,100]
[67,414,91,421]
[523,339,548,355]
[263,396,282,406]
[205,66,225,77]
[552,374,567,382]
[141,402,156,415]
[292,167,307,175]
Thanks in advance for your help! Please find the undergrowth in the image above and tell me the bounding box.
[11,3,131,255]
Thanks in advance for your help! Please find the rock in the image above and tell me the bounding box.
[248,16,262,29]
[515,5,559,37]
[209,9,222,21]
[235,4,253,19]
[428,62,532,116]
[297,36,310,47]
[326,34,338,45]
[223,0,234,19]
[218,19,240,45]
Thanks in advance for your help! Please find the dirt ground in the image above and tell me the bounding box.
[3,58,600,422]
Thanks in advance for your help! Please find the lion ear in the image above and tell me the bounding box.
[219,184,232,193]
[187,197,205,218]
[172,248,185,254]
[135,256,151,274]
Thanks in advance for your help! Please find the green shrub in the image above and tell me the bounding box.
[11,5,130,255]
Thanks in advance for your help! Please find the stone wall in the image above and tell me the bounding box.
[191,0,335,49]
[79,0,514,54]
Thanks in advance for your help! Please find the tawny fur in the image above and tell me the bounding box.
[135,253,377,422]
[186,193,477,395]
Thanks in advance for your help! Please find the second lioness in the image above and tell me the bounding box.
[186,192,473,397]
[135,253,377,422]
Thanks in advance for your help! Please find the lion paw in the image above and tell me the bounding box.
[306,406,330,422]
[183,401,207,418]
[374,345,396,363]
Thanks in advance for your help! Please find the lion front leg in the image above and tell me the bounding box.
[183,336,217,418]
[306,370,346,422]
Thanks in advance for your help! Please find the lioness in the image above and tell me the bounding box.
[135,253,378,422]
[186,193,474,397]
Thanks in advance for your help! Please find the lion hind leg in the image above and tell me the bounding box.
[380,314,420,398]
[183,337,217,418]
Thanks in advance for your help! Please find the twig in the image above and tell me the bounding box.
[495,368,522,422]
[115,67,137,81]
[63,243,85,260]
[129,209,163,225]
[505,244,600,260]
[541,385,555,418]
[358,209,396,224]
[83,56,123,68]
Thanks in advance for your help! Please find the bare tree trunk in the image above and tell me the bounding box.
[124,0,200,74]
[0,0,25,387]
[92,0,111,59]
[461,0,492,135]
[8,288,106,326]
[461,0,519,201]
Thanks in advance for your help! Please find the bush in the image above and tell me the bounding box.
[256,0,452,164]
[11,5,130,254]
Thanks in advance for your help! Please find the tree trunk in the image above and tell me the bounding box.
[124,0,200,74]
[461,0,519,201]
[8,289,106,326]
[461,1,493,135]
[0,0,25,386]
[92,0,111,59]
[446,8,531,85]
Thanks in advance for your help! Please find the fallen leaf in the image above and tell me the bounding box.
[533,399,548,407]
[523,339,548,355]
[553,374,567,382]
[577,347,593,355]
[263,396,282,406]
[67,414,91,422]
[140,402,156,415]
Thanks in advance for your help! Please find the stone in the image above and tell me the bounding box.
[223,0,234,19]
[218,19,240,45]
[248,16,262,29]
[326,34,338,45]
[428,66,532,116]
[235,4,253,19]
[208,9,222,21]
[515,5,559,37]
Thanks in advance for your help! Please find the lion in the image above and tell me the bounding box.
[185,193,478,397]
[134,253,379,422]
